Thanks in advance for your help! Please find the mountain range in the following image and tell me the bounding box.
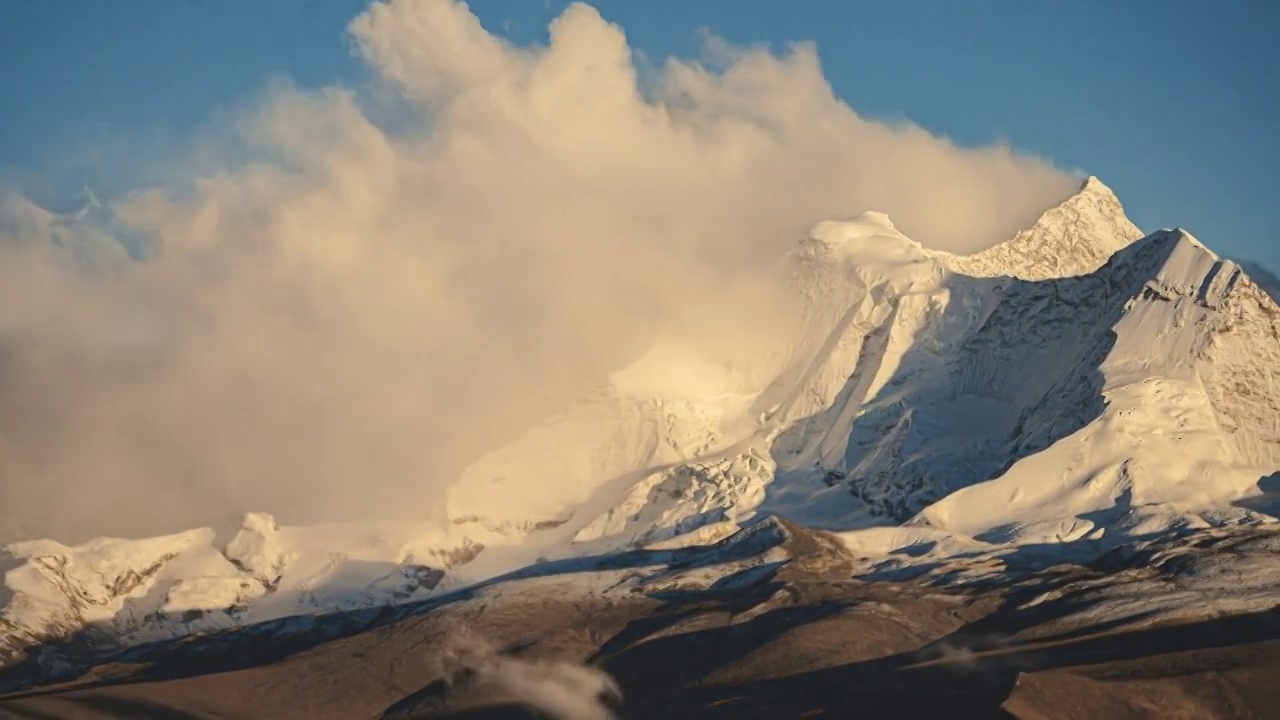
[1,177,1277,716]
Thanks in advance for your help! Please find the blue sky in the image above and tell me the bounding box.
[2,0,1276,268]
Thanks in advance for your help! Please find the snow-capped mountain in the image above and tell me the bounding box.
[2,177,1278,672]
[449,176,1278,547]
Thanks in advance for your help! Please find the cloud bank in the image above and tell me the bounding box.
[0,0,1077,543]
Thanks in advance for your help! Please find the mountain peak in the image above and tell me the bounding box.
[941,174,1145,281]
[1077,174,1118,199]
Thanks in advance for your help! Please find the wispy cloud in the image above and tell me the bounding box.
[432,621,621,719]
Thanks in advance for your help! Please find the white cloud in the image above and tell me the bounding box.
[0,0,1076,543]
[433,622,621,719]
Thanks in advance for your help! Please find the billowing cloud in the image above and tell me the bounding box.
[0,0,1077,543]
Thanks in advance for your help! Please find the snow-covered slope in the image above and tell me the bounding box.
[3,177,1279,669]
[913,231,1279,540]
[0,512,491,668]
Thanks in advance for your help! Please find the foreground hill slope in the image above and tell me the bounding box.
[1,520,1277,719]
